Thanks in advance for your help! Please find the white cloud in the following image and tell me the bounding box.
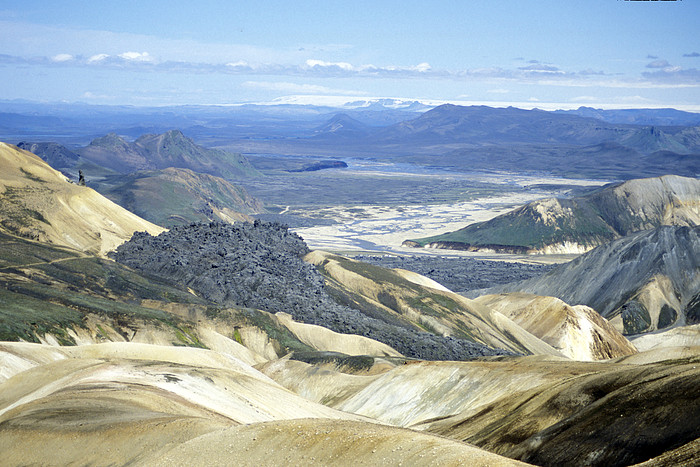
[487,88,510,94]
[118,51,152,61]
[305,59,356,71]
[87,53,109,63]
[51,53,73,62]
[646,59,670,69]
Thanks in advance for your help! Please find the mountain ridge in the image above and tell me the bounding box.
[405,175,700,254]
[78,129,260,178]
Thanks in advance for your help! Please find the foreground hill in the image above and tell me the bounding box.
[0,142,163,255]
[94,167,265,226]
[0,342,531,467]
[482,225,700,335]
[78,130,260,178]
[259,351,700,467]
[405,175,700,254]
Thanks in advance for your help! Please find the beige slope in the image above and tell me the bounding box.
[146,418,530,467]
[0,142,163,255]
[420,353,700,467]
[262,356,593,428]
[0,342,366,465]
[629,324,700,352]
[473,293,637,360]
[259,357,383,407]
[306,250,562,357]
[275,312,403,357]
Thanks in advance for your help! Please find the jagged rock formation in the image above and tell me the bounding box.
[0,142,163,255]
[77,130,260,178]
[110,221,509,360]
[405,175,700,254]
[95,167,265,226]
[483,225,700,335]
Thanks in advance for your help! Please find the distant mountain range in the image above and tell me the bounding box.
[556,106,700,126]
[405,175,700,254]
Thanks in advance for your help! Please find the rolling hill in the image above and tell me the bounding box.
[1,177,699,464]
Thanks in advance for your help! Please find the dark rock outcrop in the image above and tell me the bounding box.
[111,221,509,360]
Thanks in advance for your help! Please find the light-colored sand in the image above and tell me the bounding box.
[146,418,531,466]
[291,173,607,256]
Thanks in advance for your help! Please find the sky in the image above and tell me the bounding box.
[1,0,699,110]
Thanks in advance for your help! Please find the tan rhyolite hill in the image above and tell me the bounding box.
[473,293,637,360]
[0,142,163,255]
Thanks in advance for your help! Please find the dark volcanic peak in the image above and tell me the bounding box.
[95,167,264,227]
[369,104,700,154]
[77,129,259,178]
[111,221,509,360]
[313,113,371,138]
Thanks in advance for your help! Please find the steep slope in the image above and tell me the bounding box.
[0,142,163,255]
[78,130,260,178]
[406,175,700,254]
[306,251,561,357]
[472,293,637,360]
[487,225,700,335]
[95,167,264,226]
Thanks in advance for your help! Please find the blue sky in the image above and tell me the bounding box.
[1,0,699,110]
